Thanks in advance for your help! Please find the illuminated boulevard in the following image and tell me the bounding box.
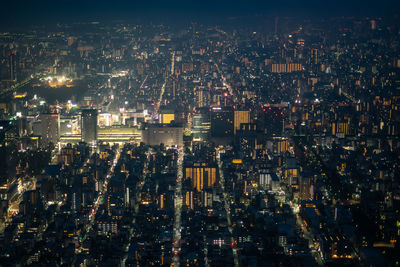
[121,149,150,264]
[76,148,120,256]
[172,147,183,266]
[217,150,240,267]
[154,51,175,117]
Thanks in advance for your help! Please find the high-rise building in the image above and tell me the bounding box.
[38,113,60,146]
[332,121,350,137]
[184,162,218,192]
[211,107,234,138]
[142,124,183,147]
[195,87,208,108]
[9,52,17,82]
[158,109,175,124]
[234,110,250,135]
[197,90,204,107]
[58,143,75,166]
[200,189,216,207]
[81,109,98,144]
[370,19,376,30]
[276,138,289,154]
[310,48,318,65]
[299,176,313,201]
[259,171,280,191]
[235,123,260,154]
[270,63,302,73]
[192,108,211,141]
[183,190,194,210]
[259,107,284,137]
[20,190,40,216]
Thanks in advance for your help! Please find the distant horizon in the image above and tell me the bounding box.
[1,14,399,32]
[0,0,399,29]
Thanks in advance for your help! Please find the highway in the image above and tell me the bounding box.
[0,72,47,98]
[1,76,33,97]
[172,147,183,266]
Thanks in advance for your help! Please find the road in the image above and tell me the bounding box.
[154,52,175,117]
[0,179,35,232]
[0,76,34,98]
[140,74,149,89]
[295,214,324,265]
[213,61,238,103]
[341,90,357,104]
[217,150,240,267]
[76,149,120,254]
[170,51,175,76]
[121,149,150,264]
[133,150,150,214]
[203,231,210,267]
[172,147,183,266]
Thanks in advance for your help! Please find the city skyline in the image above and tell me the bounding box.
[0,3,399,266]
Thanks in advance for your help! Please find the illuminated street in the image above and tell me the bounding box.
[217,150,240,267]
[76,148,120,255]
[172,147,183,266]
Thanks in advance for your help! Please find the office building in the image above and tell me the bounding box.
[211,107,234,138]
[81,109,98,144]
[310,48,318,65]
[260,107,284,137]
[270,63,302,73]
[234,110,250,135]
[9,52,17,82]
[159,109,175,124]
[192,108,211,141]
[184,162,217,192]
[299,176,313,201]
[38,113,60,146]
[142,124,183,147]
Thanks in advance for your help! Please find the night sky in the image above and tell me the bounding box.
[1,0,399,27]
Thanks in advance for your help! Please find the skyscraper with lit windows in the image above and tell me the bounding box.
[81,109,97,144]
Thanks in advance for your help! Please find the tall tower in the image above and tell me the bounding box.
[81,109,98,144]
[9,52,17,82]
[274,17,279,36]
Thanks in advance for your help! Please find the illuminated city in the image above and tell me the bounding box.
[0,0,399,266]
